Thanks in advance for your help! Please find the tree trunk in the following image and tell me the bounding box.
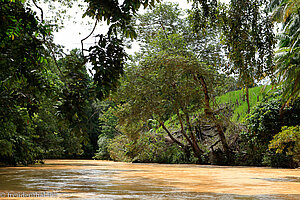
[159,121,185,148]
[176,110,203,163]
[176,111,194,146]
[170,84,204,163]
[159,121,196,162]
[184,113,204,162]
[196,74,232,160]
[246,86,250,114]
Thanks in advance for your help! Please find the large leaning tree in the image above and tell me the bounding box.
[112,2,234,163]
[115,51,231,163]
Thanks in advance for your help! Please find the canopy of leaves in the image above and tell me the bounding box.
[268,0,300,104]
[0,0,54,165]
[1,1,102,165]
[191,0,275,87]
[116,53,209,122]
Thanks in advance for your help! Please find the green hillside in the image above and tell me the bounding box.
[216,85,273,121]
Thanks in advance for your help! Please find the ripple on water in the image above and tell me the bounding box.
[254,176,300,183]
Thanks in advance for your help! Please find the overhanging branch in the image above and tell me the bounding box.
[81,19,98,58]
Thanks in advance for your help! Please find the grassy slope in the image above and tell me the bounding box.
[216,85,273,121]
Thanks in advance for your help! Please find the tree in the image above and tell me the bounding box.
[191,0,275,113]
[80,0,161,100]
[115,51,233,162]
[111,2,234,163]
[0,0,148,165]
[135,2,224,66]
[94,101,121,160]
[268,0,300,105]
[115,53,204,162]
[0,0,56,165]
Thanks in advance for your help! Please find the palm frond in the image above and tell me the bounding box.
[267,0,282,12]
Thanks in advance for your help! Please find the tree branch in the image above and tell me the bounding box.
[210,140,221,150]
[185,113,204,155]
[159,120,185,148]
[159,20,174,49]
[31,0,67,86]
[176,109,193,146]
[32,0,43,22]
[81,19,98,57]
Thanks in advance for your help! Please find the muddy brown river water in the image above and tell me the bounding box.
[0,159,299,199]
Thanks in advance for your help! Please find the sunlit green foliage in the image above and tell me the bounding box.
[94,101,120,160]
[241,92,300,167]
[108,2,238,163]
[269,125,300,163]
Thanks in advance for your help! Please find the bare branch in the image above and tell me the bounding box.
[81,19,98,57]
[32,0,43,22]
[159,120,185,148]
[210,140,221,150]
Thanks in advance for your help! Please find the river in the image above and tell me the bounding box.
[0,159,299,199]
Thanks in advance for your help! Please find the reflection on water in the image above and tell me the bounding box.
[254,177,300,182]
[0,160,299,199]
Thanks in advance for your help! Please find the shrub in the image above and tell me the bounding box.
[93,135,111,160]
[240,92,300,168]
[269,125,300,165]
[106,130,192,164]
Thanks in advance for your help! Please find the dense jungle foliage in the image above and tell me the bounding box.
[0,0,299,168]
